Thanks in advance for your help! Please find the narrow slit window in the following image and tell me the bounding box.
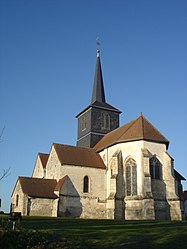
[16,194,19,207]
[83,176,89,193]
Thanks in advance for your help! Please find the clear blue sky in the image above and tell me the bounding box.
[0,0,187,212]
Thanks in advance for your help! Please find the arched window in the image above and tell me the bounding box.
[149,156,162,180]
[125,158,137,196]
[16,194,19,207]
[83,176,89,193]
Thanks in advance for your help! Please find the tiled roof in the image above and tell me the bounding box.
[38,153,49,169]
[94,114,169,151]
[53,143,106,169]
[54,175,67,191]
[18,177,58,199]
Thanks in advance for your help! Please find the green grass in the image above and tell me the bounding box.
[1,216,187,248]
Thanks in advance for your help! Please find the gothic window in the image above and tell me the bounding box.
[125,158,137,196]
[149,156,162,180]
[101,113,110,130]
[16,194,19,207]
[83,176,89,193]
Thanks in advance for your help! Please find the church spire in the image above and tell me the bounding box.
[91,46,106,104]
[76,45,121,148]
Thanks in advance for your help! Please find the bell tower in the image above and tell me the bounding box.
[76,49,121,148]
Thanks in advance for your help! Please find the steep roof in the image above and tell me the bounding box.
[174,170,186,181]
[94,114,169,151]
[76,101,121,117]
[17,177,58,199]
[91,50,105,103]
[76,50,121,117]
[54,175,68,191]
[53,143,106,169]
[38,153,49,169]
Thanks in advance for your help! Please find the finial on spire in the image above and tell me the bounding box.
[96,37,100,57]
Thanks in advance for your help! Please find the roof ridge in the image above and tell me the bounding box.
[55,175,68,191]
[53,143,106,169]
[95,114,170,152]
[53,143,96,152]
[116,117,140,141]
[141,114,145,138]
[19,176,56,181]
[94,116,139,150]
[38,152,49,156]
[142,115,169,142]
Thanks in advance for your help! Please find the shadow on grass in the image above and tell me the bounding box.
[1,217,187,249]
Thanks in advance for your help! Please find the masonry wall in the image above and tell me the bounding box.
[28,198,55,216]
[32,156,44,178]
[99,140,182,220]
[57,165,106,218]
[46,146,61,180]
[77,107,120,148]
[12,181,27,216]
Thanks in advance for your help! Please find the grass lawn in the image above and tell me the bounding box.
[1,216,187,248]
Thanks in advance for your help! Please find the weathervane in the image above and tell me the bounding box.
[96,37,100,56]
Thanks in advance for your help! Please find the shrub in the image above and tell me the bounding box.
[0,230,63,249]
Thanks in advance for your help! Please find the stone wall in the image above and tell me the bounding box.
[28,198,54,216]
[46,146,61,180]
[57,165,106,218]
[12,181,27,215]
[32,156,44,178]
[99,140,182,220]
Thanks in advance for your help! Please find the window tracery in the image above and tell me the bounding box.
[125,158,137,196]
[149,156,162,180]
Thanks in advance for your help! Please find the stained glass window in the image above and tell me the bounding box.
[125,158,137,196]
[149,156,162,180]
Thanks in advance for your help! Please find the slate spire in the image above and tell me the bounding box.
[76,48,121,148]
[91,50,106,103]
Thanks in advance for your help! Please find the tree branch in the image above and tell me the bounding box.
[0,167,11,181]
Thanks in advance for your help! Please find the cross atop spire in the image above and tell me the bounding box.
[96,37,100,55]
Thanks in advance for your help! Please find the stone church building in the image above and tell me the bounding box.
[12,50,185,220]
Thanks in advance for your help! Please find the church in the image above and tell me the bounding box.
[11,49,185,220]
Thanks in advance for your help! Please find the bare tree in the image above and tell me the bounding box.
[0,167,11,181]
[0,126,11,180]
